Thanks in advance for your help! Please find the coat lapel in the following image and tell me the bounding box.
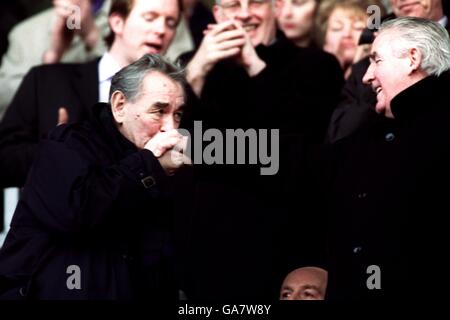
[71,58,100,117]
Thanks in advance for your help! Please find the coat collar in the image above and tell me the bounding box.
[92,102,138,159]
[391,72,450,121]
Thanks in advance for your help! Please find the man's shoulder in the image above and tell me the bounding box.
[29,58,99,74]
[24,59,100,85]
[47,122,95,144]
[9,8,54,39]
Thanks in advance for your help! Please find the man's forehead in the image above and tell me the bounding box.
[131,0,179,16]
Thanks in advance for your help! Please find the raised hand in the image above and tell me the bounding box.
[43,0,99,64]
[186,20,246,95]
[57,107,69,125]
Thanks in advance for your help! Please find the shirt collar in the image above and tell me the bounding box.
[438,15,448,28]
[98,52,122,83]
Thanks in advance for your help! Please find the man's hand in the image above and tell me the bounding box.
[233,22,266,77]
[57,107,69,125]
[186,20,246,96]
[43,0,99,64]
[144,130,191,175]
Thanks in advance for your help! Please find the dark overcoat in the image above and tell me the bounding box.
[325,72,450,300]
[0,103,176,300]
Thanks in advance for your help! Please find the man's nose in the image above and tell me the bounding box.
[362,63,374,85]
[160,115,176,132]
[235,1,251,20]
[153,16,166,36]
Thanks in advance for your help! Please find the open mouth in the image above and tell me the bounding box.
[374,86,383,96]
[144,43,163,53]
[242,24,257,32]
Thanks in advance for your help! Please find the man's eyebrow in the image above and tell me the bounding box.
[280,286,293,292]
[300,284,321,292]
[369,52,379,60]
[152,101,169,109]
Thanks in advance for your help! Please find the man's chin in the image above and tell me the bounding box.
[141,47,164,56]
[375,103,386,115]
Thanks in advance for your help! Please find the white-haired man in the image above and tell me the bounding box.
[325,17,450,300]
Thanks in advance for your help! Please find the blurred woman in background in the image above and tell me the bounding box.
[276,0,321,48]
[316,0,386,78]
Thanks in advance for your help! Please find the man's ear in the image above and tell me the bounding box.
[108,13,125,38]
[111,90,127,124]
[212,4,225,22]
[408,47,422,74]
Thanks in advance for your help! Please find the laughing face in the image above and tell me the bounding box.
[110,0,180,65]
[390,0,443,20]
[214,0,277,46]
[362,32,416,118]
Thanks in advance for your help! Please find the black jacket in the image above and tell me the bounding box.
[0,103,176,300]
[325,72,450,300]
[0,59,99,187]
[178,40,344,300]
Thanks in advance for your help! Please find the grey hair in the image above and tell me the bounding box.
[378,17,450,76]
[109,54,186,103]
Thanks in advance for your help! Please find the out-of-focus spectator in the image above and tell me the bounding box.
[276,0,320,48]
[316,0,386,78]
[0,1,110,120]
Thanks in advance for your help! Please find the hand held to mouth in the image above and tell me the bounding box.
[186,20,246,96]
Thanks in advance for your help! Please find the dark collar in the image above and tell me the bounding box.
[91,102,138,159]
[391,72,450,121]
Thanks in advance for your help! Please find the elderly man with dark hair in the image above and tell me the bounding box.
[324,17,450,300]
[0,0,182,188]
[0,54,188,300]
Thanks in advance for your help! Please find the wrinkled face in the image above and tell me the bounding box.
[362,33,415,118]
[214,0,277,46]
[279,267,327,300]
[112,0,180,64]
[276,0,317,44]
[323,7,366,67]
[115,72,185,149]
[391,0,442,20]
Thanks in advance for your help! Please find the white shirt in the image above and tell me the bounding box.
[98,52,122,103]
[438,16,448,28]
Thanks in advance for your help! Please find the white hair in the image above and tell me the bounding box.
[379,17,450,76]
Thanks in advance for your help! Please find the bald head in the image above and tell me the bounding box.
[280,267,328,300]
